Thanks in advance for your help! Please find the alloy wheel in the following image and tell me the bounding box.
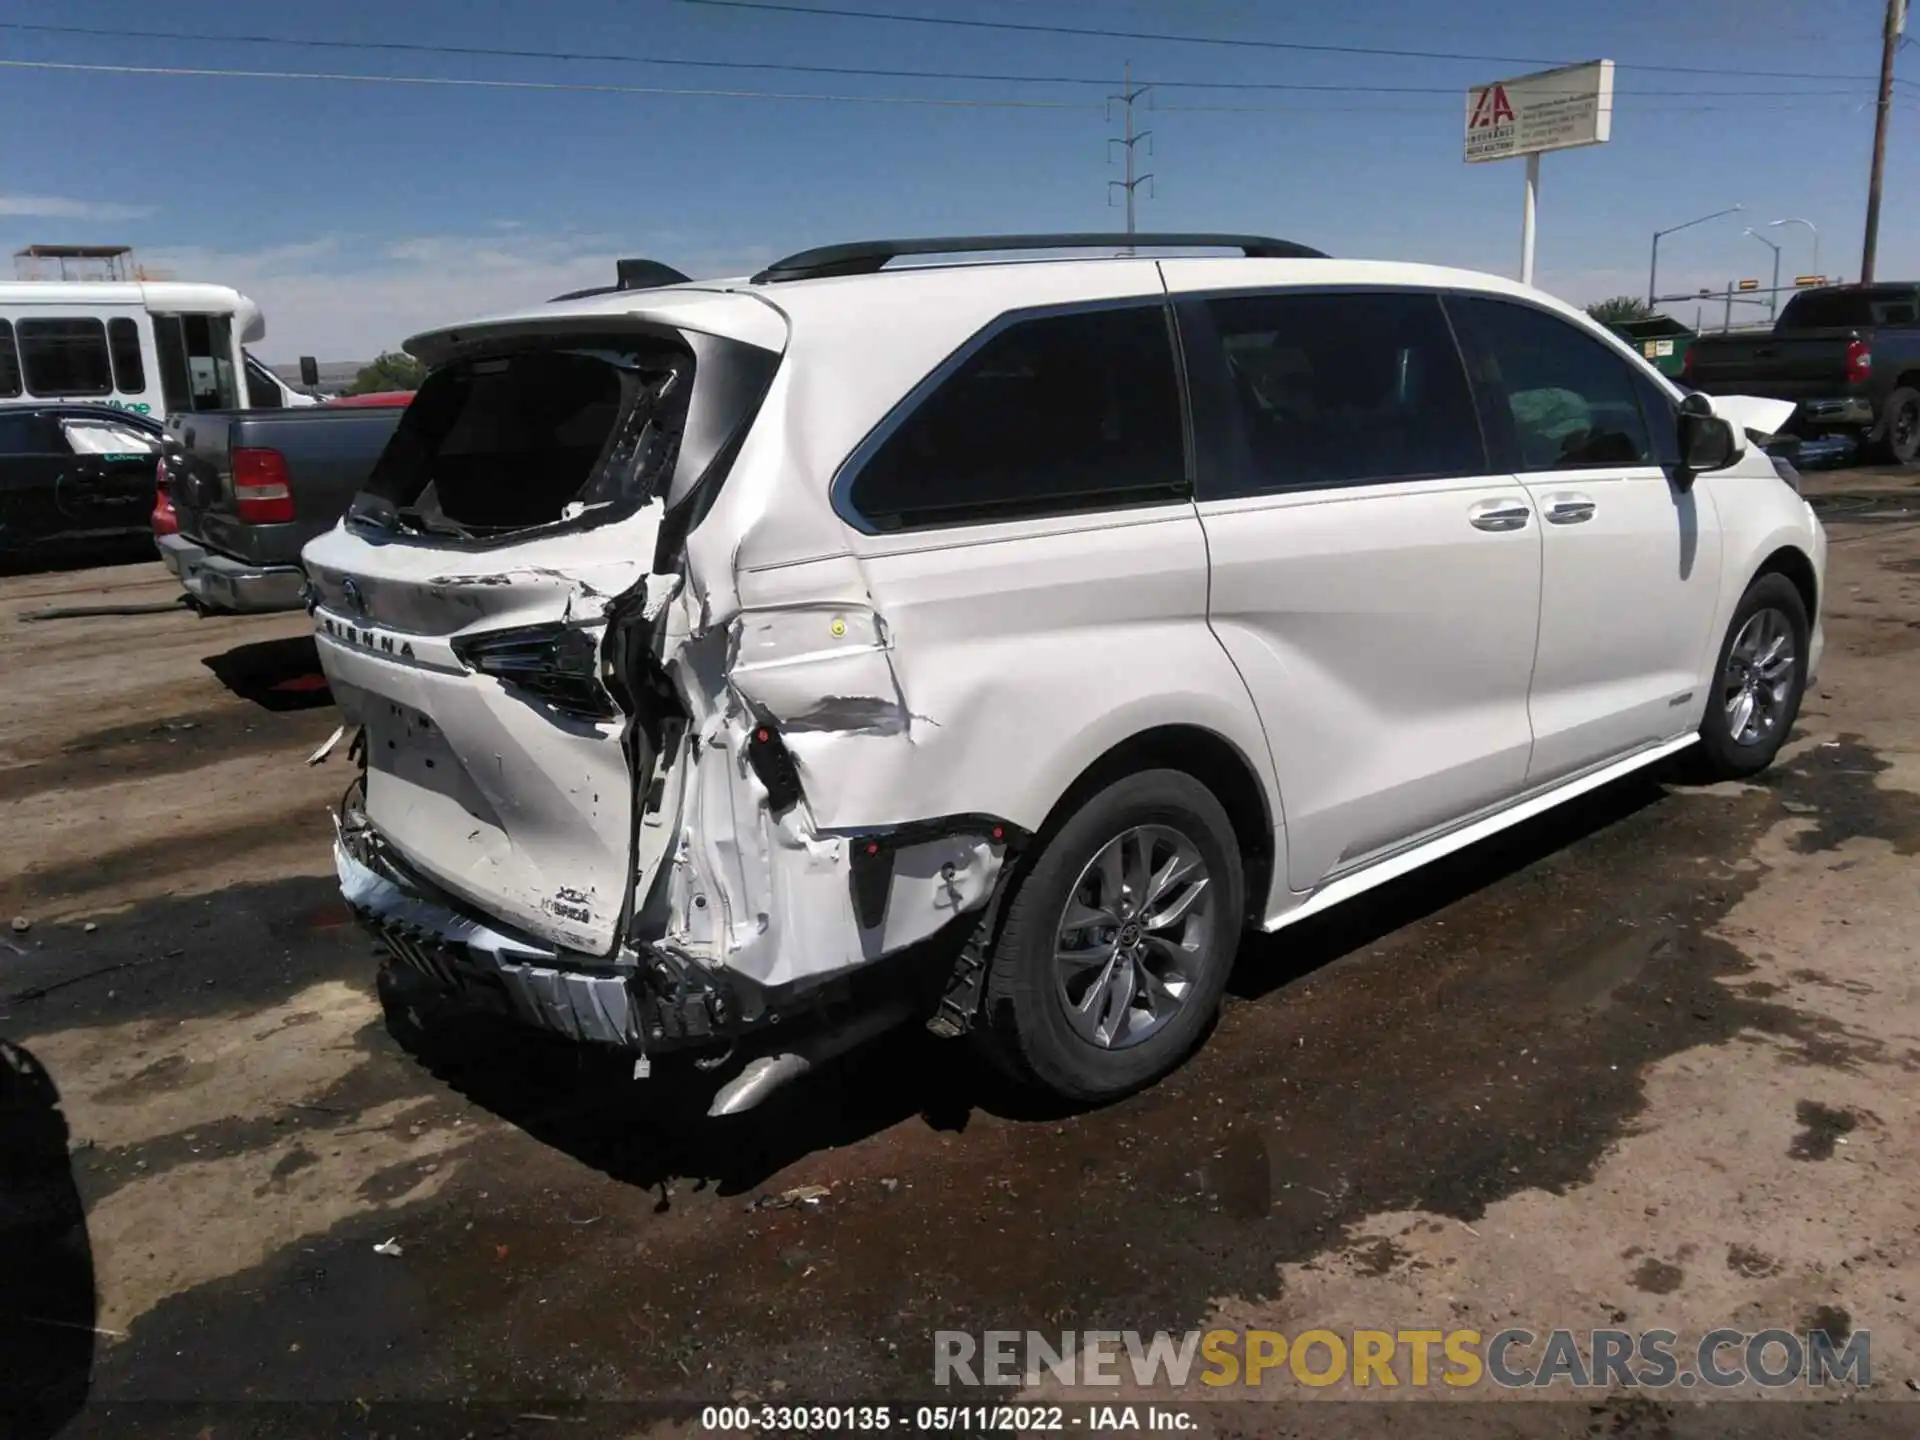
[1722,606,1797,747]
[1053,825,1215,1050]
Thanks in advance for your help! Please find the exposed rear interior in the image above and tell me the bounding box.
[357,339,688,538]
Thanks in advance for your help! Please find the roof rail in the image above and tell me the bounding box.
[750,233,1326,285]
[548,257,692,303]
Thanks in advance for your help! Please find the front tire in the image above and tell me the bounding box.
[1690,572,1809,781]
[977,769,1244,1102]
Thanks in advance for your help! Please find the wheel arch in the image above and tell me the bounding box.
[1028,723,1278,924]
[1754,543,1819,625]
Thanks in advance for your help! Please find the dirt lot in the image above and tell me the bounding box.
[3,473,1919,1439]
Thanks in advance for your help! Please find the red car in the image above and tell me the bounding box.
[327,391,415,407]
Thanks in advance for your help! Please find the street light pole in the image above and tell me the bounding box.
[1649,204,1743,307]
[1747,229,1783,321]
[1767,217,1821,281]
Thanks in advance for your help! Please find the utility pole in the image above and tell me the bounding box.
[1862,0,1905,281]
[1108,61,1153,244]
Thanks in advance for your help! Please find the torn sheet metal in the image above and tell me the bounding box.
[1706,393,1798,444]
[651,596,1004,992]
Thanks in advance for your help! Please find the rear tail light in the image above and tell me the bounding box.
[232,447,295,524]
[1845,339,1872,386]
[453,623,615,719]
[151,457,178,536]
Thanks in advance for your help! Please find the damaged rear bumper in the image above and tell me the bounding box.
[336,802,1020,1056]
[337,836,656,1048]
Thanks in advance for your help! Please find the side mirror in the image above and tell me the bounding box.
[1676,391,1738,487]
[299,355,320,388]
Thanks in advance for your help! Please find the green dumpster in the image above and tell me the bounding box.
[1603,315,1697,378]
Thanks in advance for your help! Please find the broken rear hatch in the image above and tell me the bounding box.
[301,299,784,956]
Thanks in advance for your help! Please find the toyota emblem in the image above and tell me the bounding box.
[341,578,368,616]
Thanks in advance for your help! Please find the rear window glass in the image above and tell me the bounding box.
[19,317,113,397]
[361,343,687,536]
[1778,289,1920,329]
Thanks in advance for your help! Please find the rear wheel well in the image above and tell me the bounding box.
[1037,726,1275,922]
[1755,545,1818,624]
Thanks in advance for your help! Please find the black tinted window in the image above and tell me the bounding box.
[1451,298,1653,471]
[107,316,146,394]
[19,318,113,397]
[0,322,20,398]
[0,411,53,454]
[1198,290,1484,492]
[1635,372,1682,467]
[849,304,1185,531]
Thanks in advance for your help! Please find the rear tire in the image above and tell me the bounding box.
[1688,572,1809,782]
[1873,386,1920,466]
[977,769,1244,1102]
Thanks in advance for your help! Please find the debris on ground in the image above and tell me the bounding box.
[10,916,29,933]
[306,724,347,766]
[751,1184,832,1211]
[83,922,98,934]
[372,1238,404,1257]
[879,1177,901,1194]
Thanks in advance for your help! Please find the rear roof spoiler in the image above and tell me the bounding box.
[549,257,692,303]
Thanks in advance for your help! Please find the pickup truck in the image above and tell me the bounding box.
[158,403,405,612]
[1684,282,1920,464]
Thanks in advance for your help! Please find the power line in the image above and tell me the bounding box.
[0,57,1090,107]
[1159,97,1871,114]
[0,21,1860,98]
[0,56,1865,118]
[675,0,1885,82]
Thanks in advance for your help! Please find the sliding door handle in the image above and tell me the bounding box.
[1468,499,1532,532]
[1543,493,1597,525]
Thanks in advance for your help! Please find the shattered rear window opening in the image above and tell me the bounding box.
[354,341,688,539]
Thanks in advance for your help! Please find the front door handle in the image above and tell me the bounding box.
[1468,499,1532,532]
[1543,493,1597,525]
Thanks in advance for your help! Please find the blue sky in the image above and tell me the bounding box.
[2,0,1911,358]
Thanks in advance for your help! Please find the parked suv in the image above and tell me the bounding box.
[303,234,1827,1114]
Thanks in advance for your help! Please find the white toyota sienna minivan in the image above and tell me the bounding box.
[302,235,1827,1114]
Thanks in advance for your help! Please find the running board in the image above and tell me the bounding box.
[1266,734,1700,933]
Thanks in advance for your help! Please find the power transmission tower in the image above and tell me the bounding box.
[1107,61,1154,242]
[1861,0,1906,281]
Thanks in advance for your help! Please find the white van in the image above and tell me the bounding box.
[0,280,316,423]
[304,234,1827,1115]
